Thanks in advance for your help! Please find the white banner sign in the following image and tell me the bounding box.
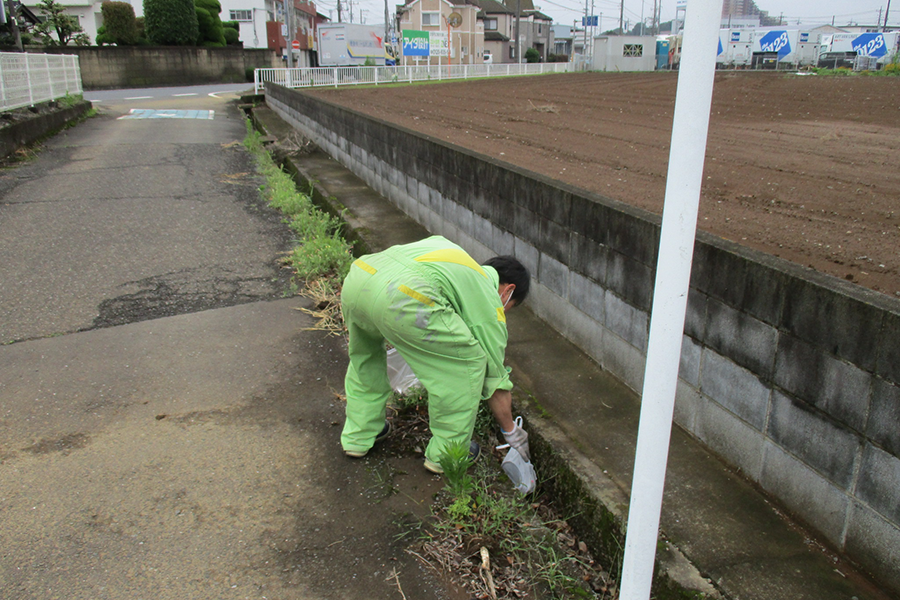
[430,31,448,56]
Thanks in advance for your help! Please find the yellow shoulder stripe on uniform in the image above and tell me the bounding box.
[414,249,487,278]
[353,259,377,274]
[496,307,507,324]
[399,285,435,306]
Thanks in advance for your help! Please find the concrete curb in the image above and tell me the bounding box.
[247,103,725,600]
[0,100,93,159]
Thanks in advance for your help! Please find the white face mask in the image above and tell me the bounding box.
[502,288,514,309]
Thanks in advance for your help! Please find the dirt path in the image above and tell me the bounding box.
[308,72,900,299]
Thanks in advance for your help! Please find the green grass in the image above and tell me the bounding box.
[243,121,353,282]
[57,92,83,108]
[810,64,900,77]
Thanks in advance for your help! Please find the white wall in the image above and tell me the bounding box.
[591,35,657,71]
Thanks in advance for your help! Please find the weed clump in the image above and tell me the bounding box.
[243,121,353,283]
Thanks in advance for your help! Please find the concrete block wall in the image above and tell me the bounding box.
[265,83,900,593]
[39,47,280,90]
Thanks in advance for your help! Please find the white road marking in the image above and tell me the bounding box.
[173,93,198,97]
[123,96,153,100]
[208,90,244,98]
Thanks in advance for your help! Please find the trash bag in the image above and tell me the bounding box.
[501,447,536,494]
[386,347,421,394]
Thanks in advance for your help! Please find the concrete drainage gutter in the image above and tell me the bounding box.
[0,100,93,159]
[523,408,721,600]
[245,99,723,600]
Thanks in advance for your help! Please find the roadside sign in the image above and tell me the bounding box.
[430,31,448,56]
[292,39,300,49]
[402,30,430,56]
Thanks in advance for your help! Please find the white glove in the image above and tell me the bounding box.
[502,416,530,462]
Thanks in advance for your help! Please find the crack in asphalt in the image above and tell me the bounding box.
[92,267,292,329]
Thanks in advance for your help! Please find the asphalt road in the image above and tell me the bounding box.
[0,88,454,600]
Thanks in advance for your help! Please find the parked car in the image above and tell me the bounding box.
[817,51,857,69]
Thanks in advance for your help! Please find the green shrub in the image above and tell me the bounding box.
[100,1,139,44]
[135,16,147,43]
[195,0,225,46]
[525,47,540,63]
[223,26,239,45]
[144,0,198,45]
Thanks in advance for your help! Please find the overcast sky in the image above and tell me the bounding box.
[531,0,892,31]
[324,0,892,35]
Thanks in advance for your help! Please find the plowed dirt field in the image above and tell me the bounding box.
[307,71,900,299]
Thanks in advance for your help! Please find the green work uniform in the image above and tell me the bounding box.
[340,236,512,463]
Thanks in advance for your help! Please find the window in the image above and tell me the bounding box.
[422,12,441,26]
[484,17,497,30]
[230,9,252,21]
[509,46,516,59]
[623,44,643,57]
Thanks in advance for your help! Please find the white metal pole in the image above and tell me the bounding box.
[617,0,723,598]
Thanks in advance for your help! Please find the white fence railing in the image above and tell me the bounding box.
[0,52,83,112]
[254,62,573,93]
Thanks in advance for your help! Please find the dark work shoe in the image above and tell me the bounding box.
[375,420,392,442]
[424,440,481,474]
[344,421,392,458]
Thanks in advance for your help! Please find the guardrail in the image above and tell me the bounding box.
[0,52,83,112]
[254,62,573,93]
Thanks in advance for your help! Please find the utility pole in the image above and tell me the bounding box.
[583,0,588,62]
[337,0,342,23]
[384,0,390,61]
[619,0,624,33]
[640,0,644,34]
[3,0,23,52]
[285,0,294,68]
[884,0,892,31]
[515,0,521,62]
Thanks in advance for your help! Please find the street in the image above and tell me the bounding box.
[0,86,452,600]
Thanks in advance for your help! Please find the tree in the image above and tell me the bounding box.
[194,0,224,46]
[222,20,239,45]
[34,0,90,46]
[96,1,138,45]
[143,0,198,45]
[524,47,540,63]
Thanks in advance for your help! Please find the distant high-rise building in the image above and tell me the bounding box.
[722,0,781,25]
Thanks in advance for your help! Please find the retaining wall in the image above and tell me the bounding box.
[37,47,281,90]
[0,100,93,158]
[265,82,900,593]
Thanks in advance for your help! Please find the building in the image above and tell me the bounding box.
[396,0,484,65]
[20,0,287,49]
[497,0,551,61]
[591,34,657,71]
[473,0,512,62]
[265,0,322,65]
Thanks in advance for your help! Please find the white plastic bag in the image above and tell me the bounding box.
[501,447,536,494]
[386,347,421,394]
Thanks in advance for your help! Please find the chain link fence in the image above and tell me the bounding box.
[0,52,83,112]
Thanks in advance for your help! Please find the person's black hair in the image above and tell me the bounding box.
[483,256,530,304]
